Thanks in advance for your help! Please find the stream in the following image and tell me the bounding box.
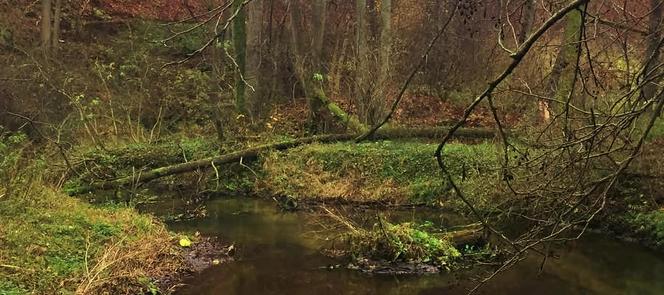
[152,197,664,295]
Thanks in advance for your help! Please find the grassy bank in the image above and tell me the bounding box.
[0,183,182,294]
[67,138,502,207]
[259,141,501,206]
[0,134,182,294]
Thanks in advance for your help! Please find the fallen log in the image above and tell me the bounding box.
[439,223,486,246]
[67,127,497,195]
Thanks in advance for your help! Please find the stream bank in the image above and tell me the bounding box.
[67,138,664,293]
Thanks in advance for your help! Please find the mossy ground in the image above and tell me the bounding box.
[0,183,183,294]
[0,133,183,295]
[258,141,501,206]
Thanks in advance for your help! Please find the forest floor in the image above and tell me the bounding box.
[0,179,234,294]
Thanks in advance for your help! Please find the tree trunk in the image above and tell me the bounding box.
[377,0,391,122]
[289,0,357,132]
[312,0,327,62]
[288,0,317,128]
[232,0,248,114]
[355,0,371,124]
[51,0,62,49]
[41,0,52,52]
[246,0,263,118]
[641,0,663,104]
[438,223,486,246]
[545,3,586,122]
[517,0,536,45]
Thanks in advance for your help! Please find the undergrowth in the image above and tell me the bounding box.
[627,210,664,249]
[64,135,260,198]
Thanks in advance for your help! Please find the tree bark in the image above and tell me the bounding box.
[246,0,263,118]
[51,0,62,49]
[641,0,663,104]
[232,0,248,114]
[41,0,52,51]
[312,0,327,62]
[517,0,536,45]
[288,0,318,128]
[438,223,486,246]
[545,3,586,122]
[377,0,391,121]
[355,0,371,124]
[67,127,498,195]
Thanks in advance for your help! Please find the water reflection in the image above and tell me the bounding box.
[166,197,664,295]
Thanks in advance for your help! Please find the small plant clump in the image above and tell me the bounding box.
[627,210,664,250]
[344,219,461,268]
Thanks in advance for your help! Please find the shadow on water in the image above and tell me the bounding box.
[158,197,664,295]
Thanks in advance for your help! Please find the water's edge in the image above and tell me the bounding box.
[149,197,664,295]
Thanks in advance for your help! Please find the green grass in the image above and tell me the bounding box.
[259,141,500,206]
[345,220,461,266]
[0,182,181,294]
[626,210,664,250]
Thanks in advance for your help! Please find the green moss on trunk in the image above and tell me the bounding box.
[232,0,247,114]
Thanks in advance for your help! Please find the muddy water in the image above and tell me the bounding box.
[164,197,664,295]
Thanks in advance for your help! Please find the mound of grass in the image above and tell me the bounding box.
[259,141,500,205]
[345,220,461,266]
[0,183,182,294]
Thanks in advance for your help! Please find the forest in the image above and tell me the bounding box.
[1,0,664,294]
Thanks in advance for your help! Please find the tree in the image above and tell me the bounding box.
[378,0,392,114]
[52,0,62,48]
[545,3,586,123]
[517,0,536,45]
[40,0,62,52]
[246,0,263,118]
[289,0,365,133]
[232,0,248,114]
[641,0,663,106]
[354,0,392,125]
[355,0,371,124]
[41,0,52,51]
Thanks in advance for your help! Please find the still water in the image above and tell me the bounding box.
[162,197,664,295]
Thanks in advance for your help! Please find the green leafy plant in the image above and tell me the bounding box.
[345,218,461,266]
